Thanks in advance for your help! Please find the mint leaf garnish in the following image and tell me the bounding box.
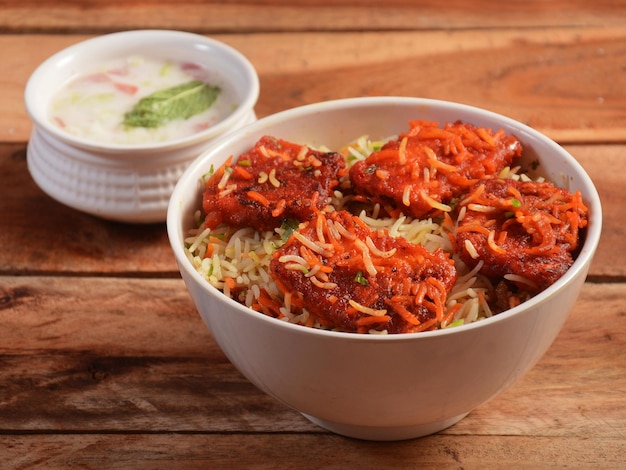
[123,80,220,128]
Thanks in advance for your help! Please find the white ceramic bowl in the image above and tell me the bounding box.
[167,97,602,440]
[25,30,259,223]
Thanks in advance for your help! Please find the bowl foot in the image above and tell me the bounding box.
[301,412,469,441]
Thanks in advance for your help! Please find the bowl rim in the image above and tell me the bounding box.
[24,29,260,153]
[167,96,603,341]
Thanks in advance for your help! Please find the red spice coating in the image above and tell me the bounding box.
[455,178,588,292]
[269,210,457,334]
[349,120,522,219]
[195,124,591,333]
[202,136,345,231]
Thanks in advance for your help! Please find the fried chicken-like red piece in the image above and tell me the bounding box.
[349,120,522,219]
[269,210,457,334]
[202,136,346,231]
[455,178,588,292]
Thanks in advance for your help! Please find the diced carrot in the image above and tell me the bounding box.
[224,277,236,290]
[441,303,463,328]
[246,190,270,207]
[272,199,287,218]
[113,82,139,95]
[456,224,490,236]
[256,289,282,317]
[388,301,421,326]
[233,165,254,180]
[413,317,438,332]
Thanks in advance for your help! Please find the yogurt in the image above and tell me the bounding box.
[49,55,239,145]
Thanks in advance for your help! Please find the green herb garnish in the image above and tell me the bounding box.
[123,80,220,128]
[354,270,369,286]
[201,164,216,184]
[446,319,465,328]
[280,218,300,242]
[371,141,384,151]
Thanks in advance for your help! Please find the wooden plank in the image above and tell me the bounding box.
[246,28,626,144]
[0,276,315,433]
[1,434,625,469]
[2,0,625,34]
[2,4,624,466]
[1,277,624,438]
[463,282,626,438]
[0,351,315,433]
[4,27,626,144]
[565,144,626,279]
[1,142,623,278]
[0,144,177,275]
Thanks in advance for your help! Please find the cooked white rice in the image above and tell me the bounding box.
[184,135,531,334]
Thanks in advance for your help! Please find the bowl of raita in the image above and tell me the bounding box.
[25,29,259,223]
[168,97,601,440]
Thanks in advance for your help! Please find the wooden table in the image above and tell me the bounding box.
[1,1,625,467]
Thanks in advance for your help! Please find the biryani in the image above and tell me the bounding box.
[184,120,588,334]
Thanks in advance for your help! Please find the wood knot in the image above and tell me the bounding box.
[0,286,33,310]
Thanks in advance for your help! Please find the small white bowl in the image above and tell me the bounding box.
[168,97,602,440]
[25,30,259,223]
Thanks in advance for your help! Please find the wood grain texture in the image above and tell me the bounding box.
[3,27,626,144]
[2,434,625,469]
[0,144,176,276]
[2,0,626,34]
[1,2,624,466]
[244,28,626,144]
[0,278,624,466]
[1,142,623,278]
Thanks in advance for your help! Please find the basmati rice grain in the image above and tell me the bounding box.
[464,239,480,259]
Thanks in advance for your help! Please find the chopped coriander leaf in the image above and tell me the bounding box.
[280,218,300,242]
[202,165,216,184]
[123,80,221,128]
[354,270,369,286]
